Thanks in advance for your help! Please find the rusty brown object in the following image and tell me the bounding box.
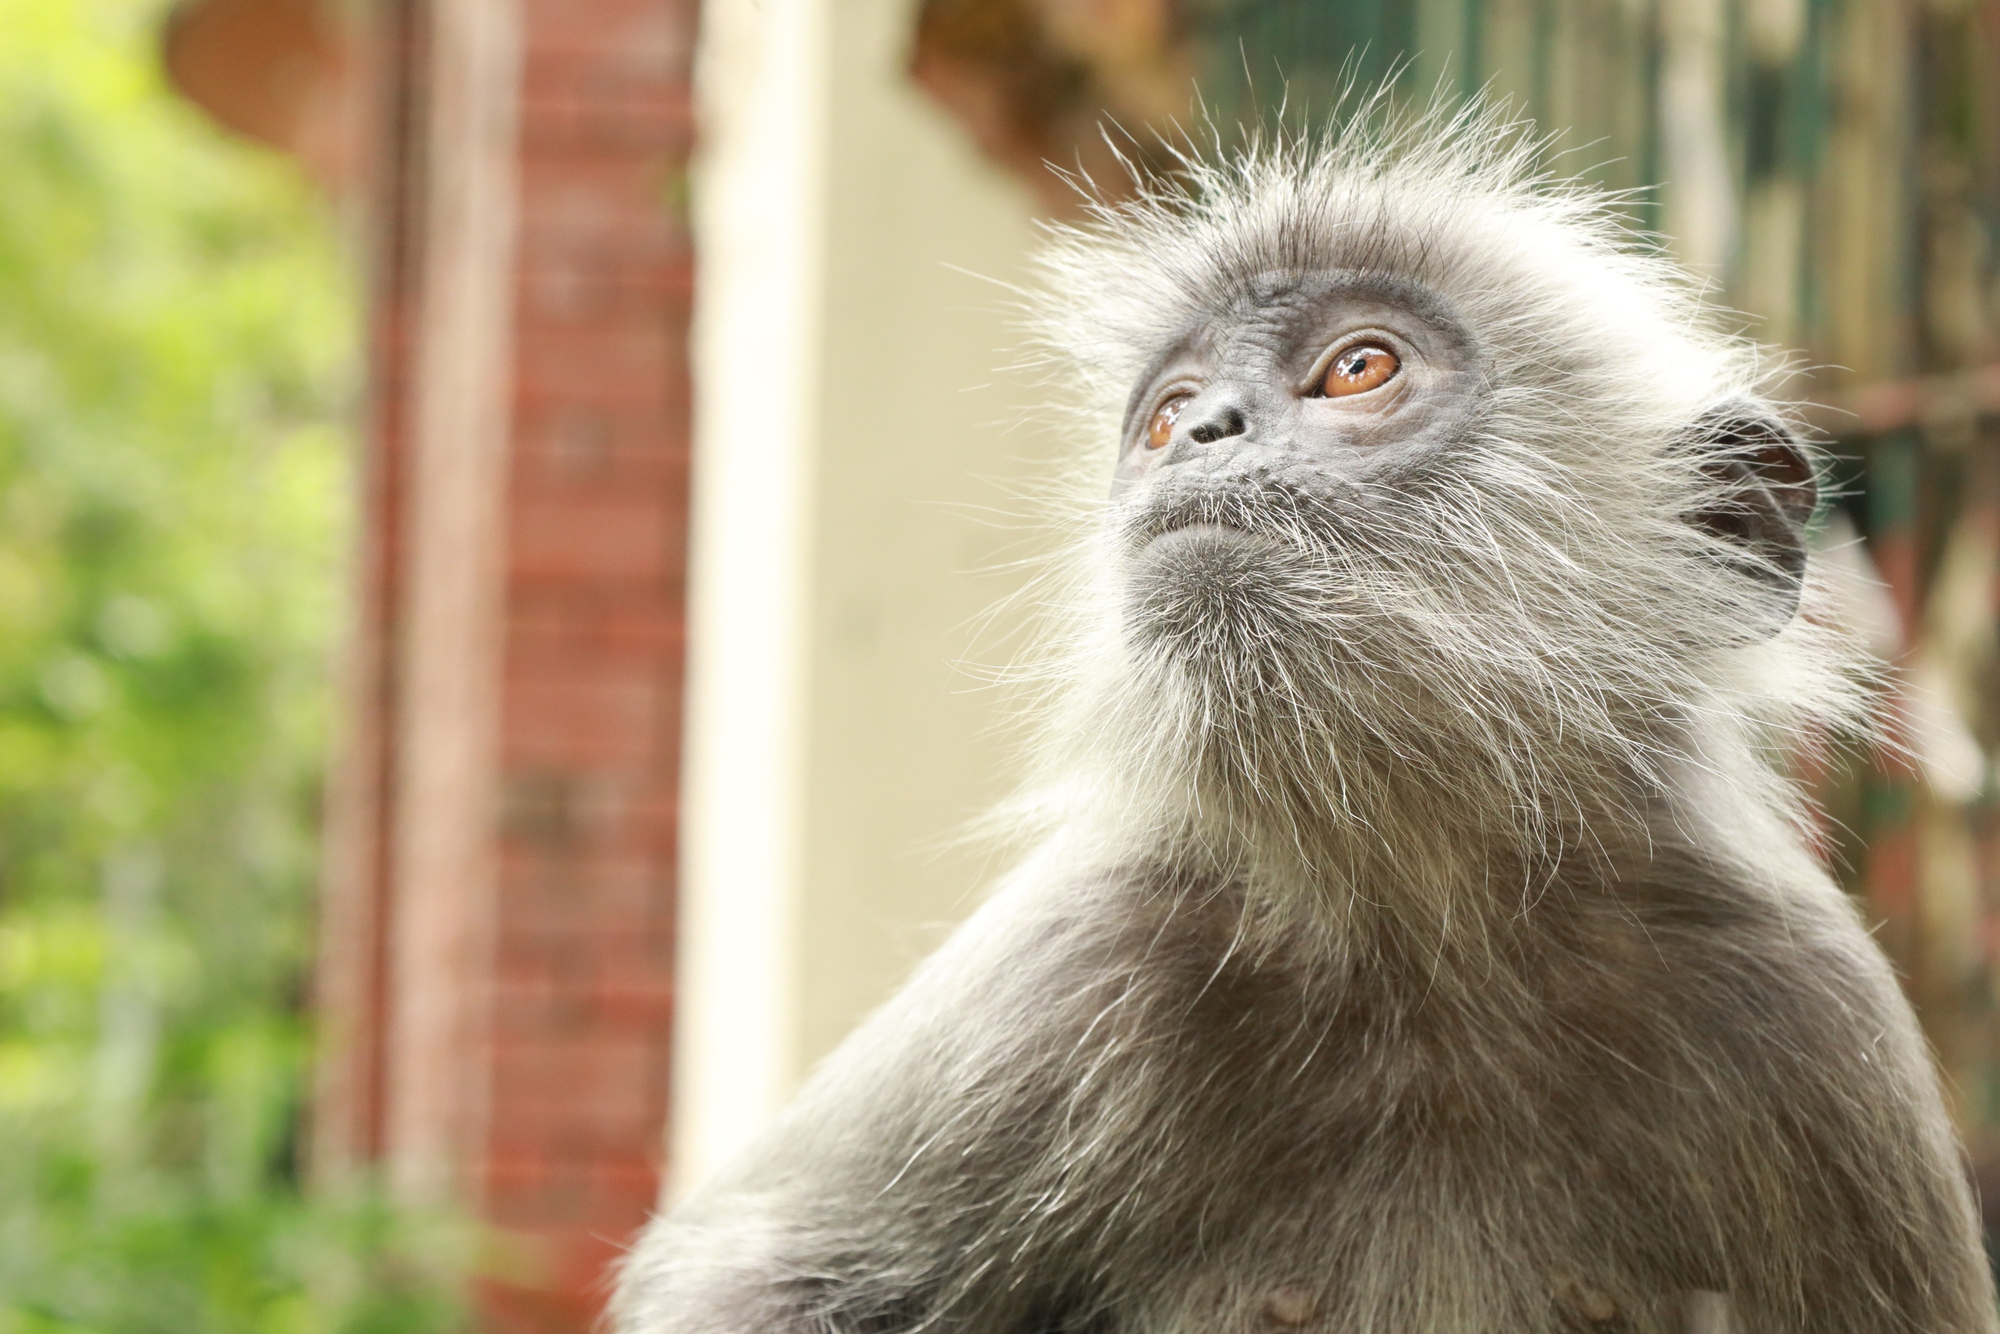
[909,0,1191,213]
[1799,361,2000,441]
[162,0,356,187]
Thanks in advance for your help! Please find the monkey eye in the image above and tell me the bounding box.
[1318,342,1399,398]
[1146,393,1192,449]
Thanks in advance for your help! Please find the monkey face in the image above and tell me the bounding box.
[1112,271,1483,503]
[1105,266,1817,643]
[1105,271,1491,699]
[1091,262,1820,821]
[1105,268,1522,691]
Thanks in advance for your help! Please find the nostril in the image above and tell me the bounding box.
[1187,407,1248,445]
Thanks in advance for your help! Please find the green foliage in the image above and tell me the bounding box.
[0,1,462,1329]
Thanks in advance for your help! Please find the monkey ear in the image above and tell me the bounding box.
[1680,399,1818,627]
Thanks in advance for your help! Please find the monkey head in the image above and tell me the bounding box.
[1025,112,1856,865]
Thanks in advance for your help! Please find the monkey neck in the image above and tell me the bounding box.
[1109,801,1684,1017]
[1044,653,1808,945]
[1096,740,1699,950]
[1203,799,1635,918]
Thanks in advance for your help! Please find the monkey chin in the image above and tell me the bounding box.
[1124,522,1318,660]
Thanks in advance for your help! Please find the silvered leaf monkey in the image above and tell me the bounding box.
[617,104,1998,1334]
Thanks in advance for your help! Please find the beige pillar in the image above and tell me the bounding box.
[386,0,522,1204]
[673,0,1062,1195]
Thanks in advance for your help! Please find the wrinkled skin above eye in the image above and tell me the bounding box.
[1112,272,1486,503]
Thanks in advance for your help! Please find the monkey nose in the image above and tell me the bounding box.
[1187,407,1248,445]
[1177,388,1254,448]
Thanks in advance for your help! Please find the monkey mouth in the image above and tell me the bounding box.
[1132,508,1283,552]
[1135,521,1290,572]
[1125,477,1313,556]
[1145,519,1258,544]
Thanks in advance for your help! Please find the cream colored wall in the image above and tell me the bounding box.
[672,0,1063,1196]
[797,3,1065,1070]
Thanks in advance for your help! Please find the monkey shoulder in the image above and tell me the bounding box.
[1594,848,1916,1064]
[794,849,1927,1188]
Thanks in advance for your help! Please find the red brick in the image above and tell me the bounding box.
[516,162,689,252]
[507,598,688,663]
[327,3,694,1329]
[509,494,683,583]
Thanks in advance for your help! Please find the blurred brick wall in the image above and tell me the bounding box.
[488,0,693,1321]
[313,0,696,1329]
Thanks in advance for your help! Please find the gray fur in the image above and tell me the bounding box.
[616,102,1998,1333]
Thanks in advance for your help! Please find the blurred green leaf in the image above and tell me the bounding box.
[0,1,463,1329]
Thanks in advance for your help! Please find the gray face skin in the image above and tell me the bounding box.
[1104,275,1501,692]
[1113,273,1483,501]
[1112,272,1817,647]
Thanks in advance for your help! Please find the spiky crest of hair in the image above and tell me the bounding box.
[999,97,1875,948]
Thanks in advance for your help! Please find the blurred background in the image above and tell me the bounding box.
[0,0,1995,1330]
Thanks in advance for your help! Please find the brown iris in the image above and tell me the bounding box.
[1321,342,1399,397]
[1146,394,1191,449]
